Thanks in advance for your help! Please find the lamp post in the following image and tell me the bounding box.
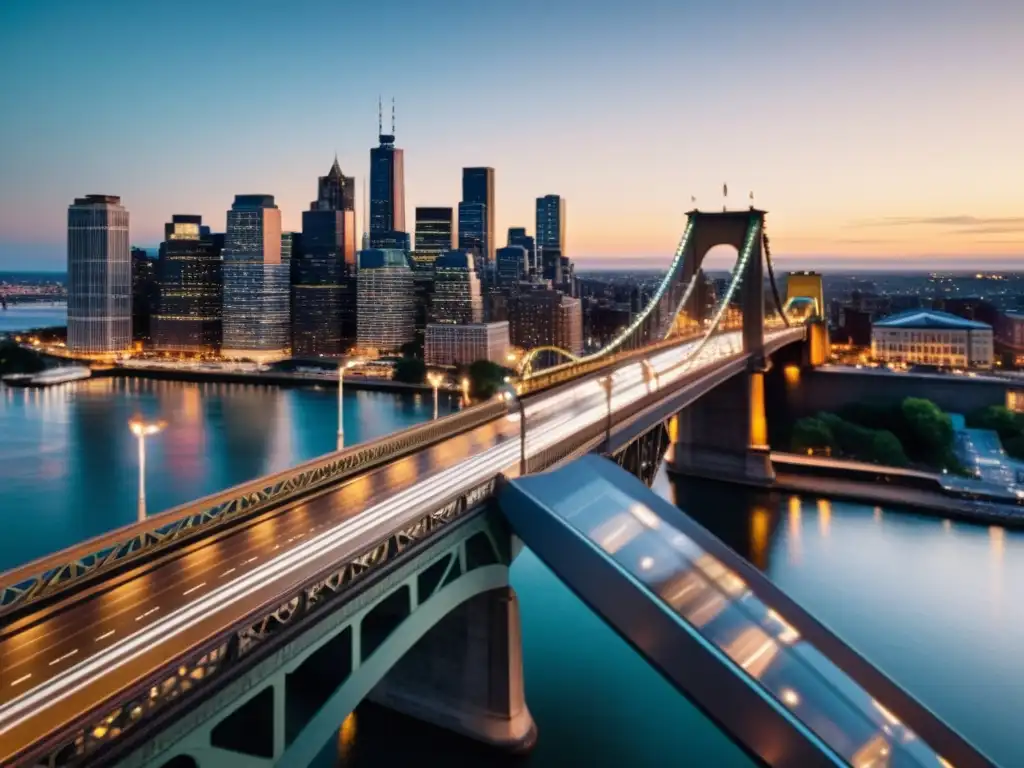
[461,377,470,406]
[337,359,358,450]
[427,372,444,420]
[503,386,527,476]
[129,417,165,521]
[600,375,613,452]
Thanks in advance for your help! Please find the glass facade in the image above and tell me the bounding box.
[431,250,483,325]
[414,207,454,254]
[457,202,487,272]
[67,195,132,356]
[222,195,289,361]
[537,195,566,283]
[369,132,405,241]
[496,245,527,285]
[461,167,494,264]
[508,227,537,277]
[356,249,414,353]
[131,247,158,345]
[152,215,223,354]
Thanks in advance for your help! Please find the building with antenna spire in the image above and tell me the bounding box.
[369,96,406,248]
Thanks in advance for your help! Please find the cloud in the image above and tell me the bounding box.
[848,215,1024,233]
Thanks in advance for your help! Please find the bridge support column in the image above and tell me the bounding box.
[367,585,537,753]
[670,366,775,485]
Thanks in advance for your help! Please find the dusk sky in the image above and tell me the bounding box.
[1,0,1021,271]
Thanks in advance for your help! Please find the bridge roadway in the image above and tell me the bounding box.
[0,329,793,765]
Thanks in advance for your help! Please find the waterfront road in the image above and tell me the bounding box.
[0,330,779,764]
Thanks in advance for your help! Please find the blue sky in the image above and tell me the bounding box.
[1,0,1022,270]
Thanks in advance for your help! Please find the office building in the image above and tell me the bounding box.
[461,167,494,265]
[496,245,528,286]
[221,194,289,361]
[509,289,583,355]
[536,195,566,283]
[458,202,487,271]
[415,207,455,254]
[152,215,223,354]
[67,195,131,356]
[871,310,993,369]
[425,322,510,367]
[431,250,483,325]
[369,104,405,246]
[508,227,537,276]
[356,249,414,353]
[131,247,158,346]
[372,230,410,253]
[293,159,357,357]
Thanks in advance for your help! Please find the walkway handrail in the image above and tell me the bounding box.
[0,398,509,620]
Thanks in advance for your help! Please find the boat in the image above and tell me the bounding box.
[1,366,92,387]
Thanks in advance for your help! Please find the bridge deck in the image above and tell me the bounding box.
[499,455,993,768]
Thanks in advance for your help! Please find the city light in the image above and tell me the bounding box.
[128,418,166,520]
[427,372,444,420]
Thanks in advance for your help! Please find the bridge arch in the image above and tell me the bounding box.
[123,514,533,768]
[518,346,580,376]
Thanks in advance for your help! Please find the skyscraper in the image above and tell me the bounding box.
[369,101,405,247]
[356,249,414,353]
[431,250,483,325]
[131,246,158,346]
[153,216,223,354]
[67,195,131,356]
[293,159,357,358]
[221,194,289,361]
[461,167,494,265]
[508,227,537,277]
[415,207,455,254]
[536,195,566,283]
[496,245,528,286]
[458,202,487,270]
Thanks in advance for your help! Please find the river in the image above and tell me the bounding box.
[0,379,1018,766]
[0,301,66,334]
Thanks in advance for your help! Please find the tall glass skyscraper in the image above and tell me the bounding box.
[536,195,566,283]
[369,113,405,247]
[508,227,537,277]
[293,159,357,358]
[153,215,223,354]
[461,167,494,265]
[67,195,131,356]
[414,207,454,254]
[356,249,414,353]
[496,245,528,286]
[458,202,487,271]
[221,194,289,361]
[431,250,483,325]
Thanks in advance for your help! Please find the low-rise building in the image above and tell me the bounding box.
[425,322,510,367]
[871,309,993,369]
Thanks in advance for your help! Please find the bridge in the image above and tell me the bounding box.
[0,210,991,767]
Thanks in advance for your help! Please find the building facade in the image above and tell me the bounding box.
[536,195,565,283]
[131,246,158,347]
[508,227,537,277]
[152,215,223,354]
[496,245,527,286]
[414,207,454,254]
[431,250,483,325]
[457,202,487,271]
[293,159,357,358]
[509,289,583,355]
[67,195,132,356]
[871,310,994,369]
[369,123,405,245]
[221,194,289,361]
[425,322,510,367]
[356,249,414,353]
[461,167,494,265]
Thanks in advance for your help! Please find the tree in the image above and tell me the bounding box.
[393,357,426,384]
[900,397,955,468]
[791,417,835,454]
[867,430,909,467]
[967,405,1022,440]
[400,340,422,359]
[467,360,511,400]
[0,341,46,375]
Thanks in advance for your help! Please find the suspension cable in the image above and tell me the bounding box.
[762,227,789,327]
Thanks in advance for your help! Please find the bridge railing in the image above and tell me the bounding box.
[0,398,509,621]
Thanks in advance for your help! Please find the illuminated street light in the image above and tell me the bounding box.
[129,417,166,521]
[461,377,470,405]
[337,359,359,450]
[427,372,444,420]
[502,385,527,477]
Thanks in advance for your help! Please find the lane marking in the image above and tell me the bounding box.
[96,630,115,642]
[9,675,31,687]
[221,568,236,577]
[48,650,78,667]
[134,607,160,622]
[182,583,206,597]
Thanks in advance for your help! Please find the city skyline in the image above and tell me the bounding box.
[1,1,1022,271]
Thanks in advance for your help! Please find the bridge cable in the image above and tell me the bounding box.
[761,227,790,327]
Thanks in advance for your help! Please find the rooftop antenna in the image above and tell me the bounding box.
[391,97,395,136]
[723,183,728,212]
[377,95,382,138]
[749,190,755,210]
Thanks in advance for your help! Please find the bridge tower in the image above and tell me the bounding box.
[672,209,774,484]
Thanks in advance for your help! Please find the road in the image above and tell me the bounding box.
[0,330,771,763]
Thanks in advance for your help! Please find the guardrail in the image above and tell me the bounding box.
[0,399,509,620]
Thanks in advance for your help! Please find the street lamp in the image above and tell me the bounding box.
[600,375,614,452]
[129,417,165,521]
[461,377,470,405]
[337,359,358,450]
[427,372,444,420]
[502,385,527,476]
